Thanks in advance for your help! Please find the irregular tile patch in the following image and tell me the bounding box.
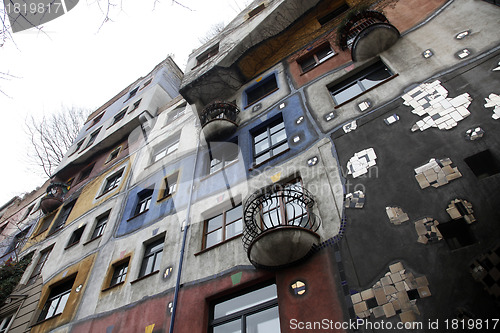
[414,217,443,244]
[494,61,500,72]
[346,148,377,178]
[345,191,365,208]
[465,127,484,141]
[386,206,409,225]
[414,158,462,189]
[384,114,400,125]
[351,262,431,324]
[343,120,357,133]
[470,244,500,298]
[402,80,472,131]
[446,199,475,224]
[484,93,500,120]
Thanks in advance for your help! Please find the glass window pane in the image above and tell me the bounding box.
[226,219,243,239]
[254,131,268,143]
[214,284,277,318]
[206,229,222,248]
[148,241,164,254]
[141,256,154,276]
[272,142,289,156]
[269,121,284,134]
[332,83,364,105]
[262,208,281,227]
[246,306,280,333]
[255,152,271,165]
[207,215,223,232]
[226,205,242,223]
[270,129,287,145]
[153,251,162,272]
[254,139,270,155]
[360,66,392,90]
[286,202,306,225]
[213,320,241,333]
[299,56,317,72]
[55,292,70,315]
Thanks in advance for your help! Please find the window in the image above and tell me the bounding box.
[89,112,104,128]
[70,140,84,156]
[203,204,243,249]
[27,246,53,285]
[248,3,265,18]
[102,170,124,193]
[160,172,178,199]
[252,116,288,166]
[110,259,129,287]
[112,109,127,125]
[106,147,121,163]
[245,74,278,106]
[83,128,101,150]
[91,212,109,240]
[152,138,180,164]
[329,60,393,105]
[38,276,75,322]
[298,43,335,72]
[130,99,142,112]
[139,237,164,277]
[196,43,219,67]
[127,87,139,101]
[0,314,14,333]
[141,78,153,89]
[209,283,279,333]
[317,2,349,26]
[66,225,85,248]
[50,199,77,233]
[167,104,186,122]
[134,189,153,216]
[208,140,239,174]
[8,227,30,253]
[36,213,56,235]
[22,204,35,220]
[77,163,95,183]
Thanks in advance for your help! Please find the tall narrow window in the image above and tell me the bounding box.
[252,116,288,166]
[38,276,76,322]
[139,237,164,277]
[134,189,153,216]
[36,213,56,235]
[91,212,109,240]
[84,128,101,150]
[203,204,243,249]
[209,283,280,332]
[28,245,53,285]
[50,199,77,233]
[329,60,393,105]
[130,99,142,112]
[245,74,278,106]
[112,109,127,125]
[127,87,139,100]
[0,313,14,333]
[66,225,86,248]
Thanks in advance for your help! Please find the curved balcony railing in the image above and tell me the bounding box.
[243,184,321,268]
[200,101,240,141]
[338,10,399,61]
[40,182,69,214]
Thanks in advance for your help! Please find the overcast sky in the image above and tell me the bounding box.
[0,0,248,205]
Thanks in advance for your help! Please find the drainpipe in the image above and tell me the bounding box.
[169,122,201,333]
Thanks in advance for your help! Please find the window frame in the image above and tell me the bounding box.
[251,115,289,167]
[126,87,139,101]
[133,189,154,217]
[298,42,336,73]
[0,313,15,333]
[107,258,130,288]
[129,99,142,113]
[106,146,122,164]
[89,211,110,241]
[37,276,76,323]
[202,204,243,250]
[138,237,165,278]
[207,139,239,175]
[48,199,77,234]
[244,73,279,108]
[88,112,104,129]
[35,212,56,235]
[27,245,53,285]
[111,108,127,126]
[195,43,220,68]
[65,225,86,249]
[77,163,95,184]
[101,169,124,195]
[83,128,101,150]
[159,172,178,201]
[328,60,394,106]
[151,136,180,164]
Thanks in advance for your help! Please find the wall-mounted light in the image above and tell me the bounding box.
[324,112,335,122]
[422,49,433,59]
[296,116,304,124]
[291,280,307,295]
[307,156,318,167]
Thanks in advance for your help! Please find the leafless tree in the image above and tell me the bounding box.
[198,21,226,44]
[25,107,91,177]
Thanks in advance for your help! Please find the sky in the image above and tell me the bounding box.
[0,0,249,205]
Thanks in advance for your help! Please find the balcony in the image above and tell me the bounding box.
[242,183,321,269]
[40,183,69,214]
[338,10,399,62]
[200,101,240,142]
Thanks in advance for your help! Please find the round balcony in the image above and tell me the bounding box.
[338,10,399,62]
[200,101,239,142]
[242,184,321,269]
[40,183,69,214]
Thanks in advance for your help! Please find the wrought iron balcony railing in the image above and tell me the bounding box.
[242,183,321,268]
[200,101,240,127]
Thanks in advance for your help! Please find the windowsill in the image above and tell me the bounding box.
[47,226,64,238]
[130,270,159,284]
[32,228,49,238]
[102,281,125,292]
[249,147,291,171]
[199,159,239,181]
[333,73,399,109]
[64,241,80,250]
[194,234,242,256]
[127,209,149,222]
[299,53,338,76]
[95,185,119,200]
[157,193,175,203]
[32,314,62,327]
[243,87,280,110]
[83,235,102,246]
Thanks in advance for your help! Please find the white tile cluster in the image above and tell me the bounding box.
[402,80,472,131]
[493,61,500,71]
[343,120,357,133]
[344,190,365,208]
[484,93,500,120]
[347,148,377,178]
[465,127,484,141]
[414,158,462,189]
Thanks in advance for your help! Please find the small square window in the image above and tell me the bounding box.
[110,259,129,287]
[70,140,85,156]
[83,128,101,150]
[134,189,153,216]
[245,74,278,107]
[141,78,153,89]
[106,147,121,163]
[130,99,142,112]
[102,170,124,194]
[66,225,86,248]
[248,3,265,18]
[89,112,104,128]
[112,109,127,125]
[139,237,164,278]
[127,87,139,101]
[91,211,109,240]
[203,204,243,249]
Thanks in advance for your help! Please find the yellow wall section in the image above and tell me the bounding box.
[30,253,97,333]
